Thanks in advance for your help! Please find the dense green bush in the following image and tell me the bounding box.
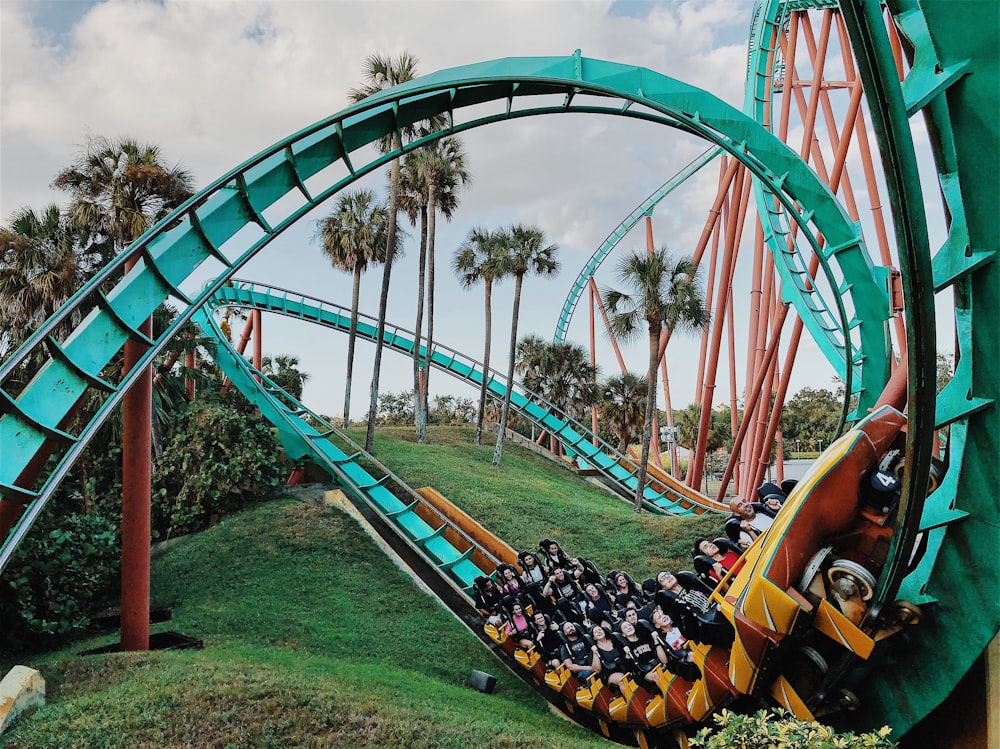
[0,509,120,648]
[691,709,897,749]
[153,398,283,538]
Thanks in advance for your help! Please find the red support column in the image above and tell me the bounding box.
[286,465,307,487]
[252,309,263,383]
[591,277,628,372]
[121,304,152,652]
[185,335,195,401]
[220,313,253,394]
[690,167,747,490]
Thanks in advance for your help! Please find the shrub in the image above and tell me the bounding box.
[153,398,284,538]
[0,509,120,649]
[690,709,897,749]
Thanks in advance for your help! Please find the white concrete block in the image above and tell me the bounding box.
[0,665,45,735]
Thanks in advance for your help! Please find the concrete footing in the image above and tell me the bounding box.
[0,665,45,735]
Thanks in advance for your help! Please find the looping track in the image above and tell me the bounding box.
[0,0,996,741]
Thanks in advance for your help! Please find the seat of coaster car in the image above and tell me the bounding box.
[724,406,906,656]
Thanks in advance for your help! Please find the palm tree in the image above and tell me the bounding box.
[315,189,395,426]
[453,227,507,445]
[398,152,430,435]
[600,372,648,452]
[412,137,471,442]
[603,248,709,512]
[514,334,549,394]
[492,225,560,467]
[261,354,311,403]
[516,336,598,417]
[0,204,87,360]
[53,134,194,265]
[348,51,431,452]
[515,336,598,454]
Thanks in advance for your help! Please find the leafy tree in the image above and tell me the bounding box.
[936,353,953,394]
[492,225,560,467]
[399,150,432,430]
[453,227,509,444]
[603,248,709,511]
[600,372,648,452]
[314,188,395,426]
[782,387,840,452]
[349,52,437,452]
[375,390,416,425]
[675,403,734,453]
[430,395,475,425]
[0,508,120,649]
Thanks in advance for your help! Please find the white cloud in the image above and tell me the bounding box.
[2,0,899,421]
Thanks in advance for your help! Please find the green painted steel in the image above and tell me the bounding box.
[837,0,999,736]
[205,280,725,516]
[0,52,879,572]
[197,307,495,596]
[551,146,722,344]
[0,26,987,735]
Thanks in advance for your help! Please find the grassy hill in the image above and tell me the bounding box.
[0,427,727,748]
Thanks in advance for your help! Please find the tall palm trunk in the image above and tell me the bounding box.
[475,278,494,445]
[634,323,659,512]
[493,273,524,466]
[344,262,363,427]
[365,136,402,452]
[422,181,438,443]
[413,205,428,439]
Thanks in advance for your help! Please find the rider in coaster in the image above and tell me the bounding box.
[725,496,778,548]
[619,619,667,693]
[590,624,630,692]
[581,583,616,628]
[560,621,595,680]
[533,611,565,669]
[505,600,535,649]
[539,538,572,574]
[694,538,742,591]
[542,567,584,623]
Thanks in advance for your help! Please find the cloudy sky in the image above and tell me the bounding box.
[2,0,900,421]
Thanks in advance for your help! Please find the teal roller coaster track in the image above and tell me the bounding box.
[0,0,995,742]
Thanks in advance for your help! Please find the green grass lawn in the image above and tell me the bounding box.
[360,426,725,579]
[1,426,731,748]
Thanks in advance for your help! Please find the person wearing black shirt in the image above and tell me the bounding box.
[532,611,564,668]
[559,621,594,680]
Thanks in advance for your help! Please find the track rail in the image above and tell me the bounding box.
[205,280,725,515]
[0,52,886,573]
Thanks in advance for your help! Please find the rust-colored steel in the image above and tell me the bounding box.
[591,276,628,372]
[220,313,254,394]
[751,316,806,495]
[121,273,152,652]
[185,334,196,401]
[716,306,789,503]
[252,309,262,383]
[690,166,746,491]
[645,216,664,470]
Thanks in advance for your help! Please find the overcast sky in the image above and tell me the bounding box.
[2,0,891,421]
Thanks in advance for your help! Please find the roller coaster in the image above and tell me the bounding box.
[0,1,995,746]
